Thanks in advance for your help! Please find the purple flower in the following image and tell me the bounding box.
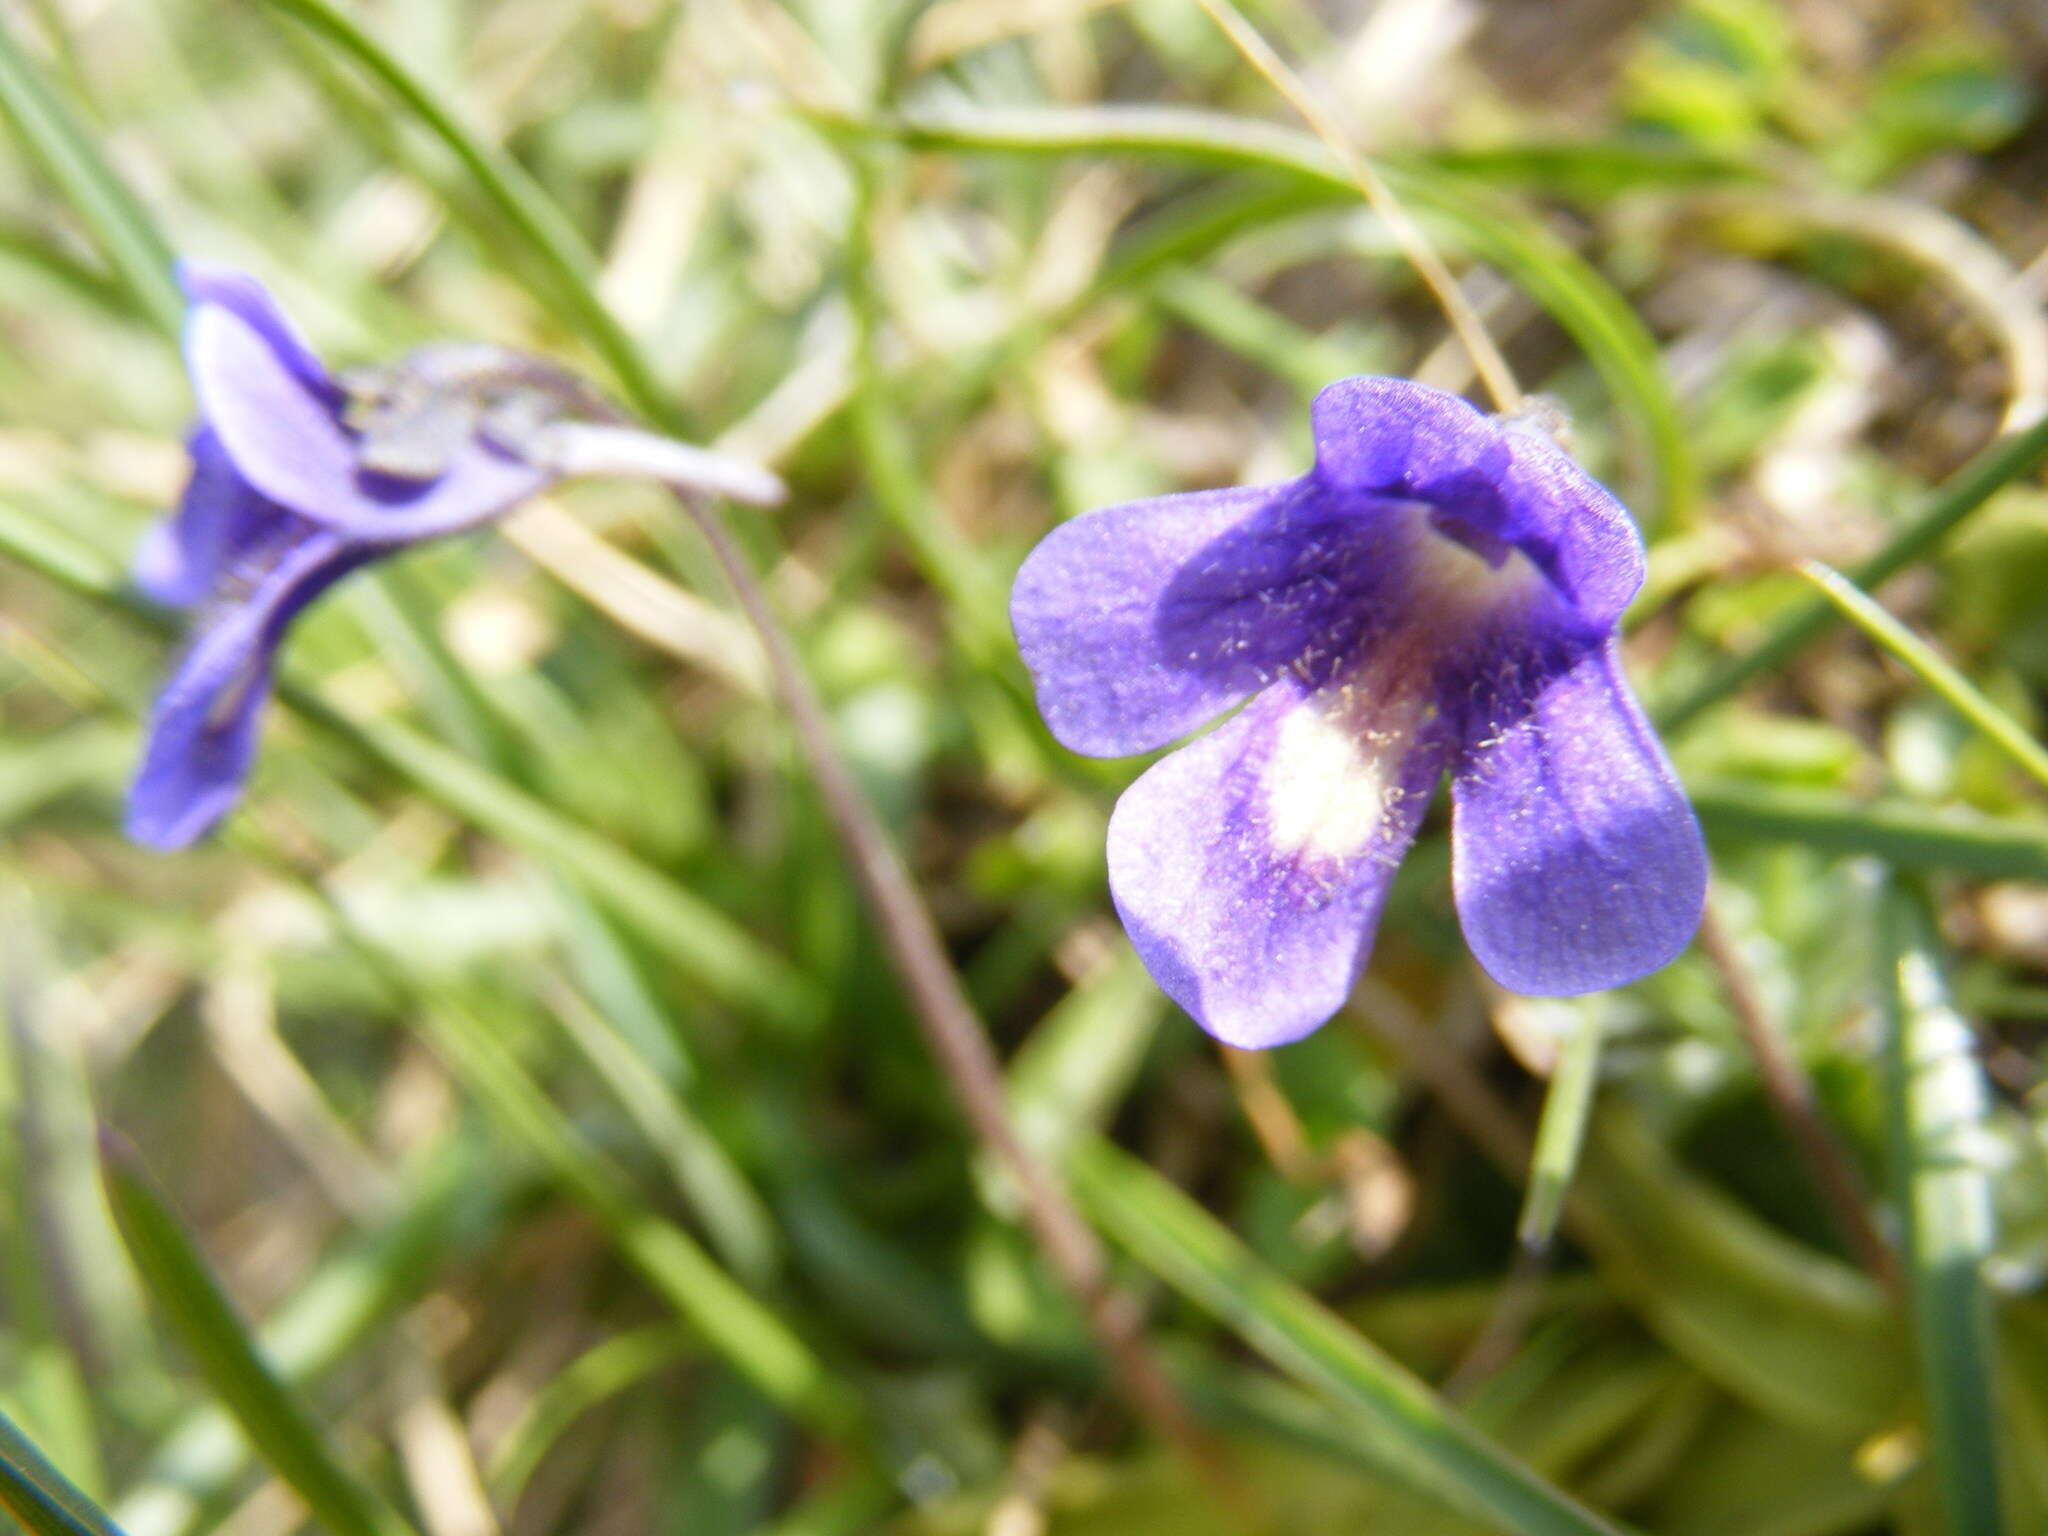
[1011,378,1706,1048]
[129,265,779,851]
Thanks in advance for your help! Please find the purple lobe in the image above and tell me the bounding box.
[1449,639,1705,993]
[177,263,339,403]
[184,275,551,543]
[126,524,371,850]
[1012,478,1422,758]
[1107,677,1449,1048]
[134,428,294,608]
[1308,378,1645,627]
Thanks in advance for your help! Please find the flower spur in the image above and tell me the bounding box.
[128,264,782,850]
[1011,377,1707,1049]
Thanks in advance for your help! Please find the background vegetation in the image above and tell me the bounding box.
[1,0,2047,1531]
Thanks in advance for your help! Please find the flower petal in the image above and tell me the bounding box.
[1449,640,1705,994]
[178,263,338,400]
[185,274,552,541]
[1108,675,1447,1048]
[126,527,372,850]
[1012,478,1410,756]
[1309,377,1644,627]
[134,429,293,608]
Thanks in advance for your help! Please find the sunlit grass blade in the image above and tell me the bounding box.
[1067,1137,1628,1536]
[822,101,1694,526]
[113,1138,508,1536]
[399,991,862,1441]
[1796,559,2048,792]
[96,1134,417,1536]
[1689,777,2048,881]
[296,694,824,1031]
[484,1325,693,1503]
[1002,949,1166,1168]
[0,18,179,336]
[0,495,821,1033]
[1655,408,2048,730]
[1517,1001,1607,1250]
[541,975,783,1286]
[1396,176,1694,530]
[1875,874,2004,1534]
[841,155,1016,667]
[0,721,129,829]
[1578,1109,1903,1435]
[0,1408,127,1536]
[1153,268,1359,395]
[250,0,673,426]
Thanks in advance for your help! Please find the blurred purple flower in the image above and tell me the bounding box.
[129,265,778,850]
[1011,378,1705,1048]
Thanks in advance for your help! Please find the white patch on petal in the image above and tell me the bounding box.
[1255,505,1546,867]
[1263,682,1424,863]
[1401,507,1547,619]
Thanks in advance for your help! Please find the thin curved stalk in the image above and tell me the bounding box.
[1655,409,2048,729]
[673,490,1215,1468]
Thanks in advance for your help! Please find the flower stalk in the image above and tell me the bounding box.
[673,489,1219,1470]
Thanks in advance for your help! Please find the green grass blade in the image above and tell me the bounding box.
[0,495,820,1033]
[542,977,783,1286]
[403,994,860,1440]
[1002,949,1167,1169]
[1578,1109,1903,1435]
[0,18,179,337]
[1387,172,1694,530]
[1153,267,1359,395]
[0,1409,127,1536]
[291,693,823,1031]
[1796,559,2048,792]
[1655,409,2048,730]
[1876,875,2004,1534]
[1519,1001,1607,1250]
[1067,1137,1628,1536]
[251,0,673,426]
[485,1325,693,1501]
[97,1136,416,1536]
[113,1139,508,1536]
[0,495,132,599]
[1689,777,2048,881]
[824,101,1692,525]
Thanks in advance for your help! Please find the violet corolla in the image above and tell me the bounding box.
[128,265,782,850]
[1011,378,1706,1049]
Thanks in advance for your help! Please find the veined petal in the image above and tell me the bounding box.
[1449,640,1705,994]
[178,264,338,402]
[1012,478,1410,757]
[126,527,372,850]
[1309,377,1644,627]
[186,277,552,541]
[134,429,293,608]
[1108,673,1447,1048]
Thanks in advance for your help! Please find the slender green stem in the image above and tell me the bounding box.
[1687,776,2048,881]
[0,1409,126,1536]
[98,1137,416,1536]
[1519,1008,1605,1252]
[1796,559,2048,792]
[0,16,179,336]
[1876,875,2004,1535]
[1655,410,2048,729]
[1069,1137,1630,1536]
